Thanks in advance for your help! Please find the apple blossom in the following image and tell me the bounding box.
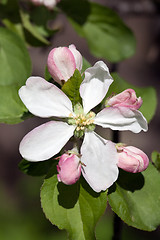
[116,144,149,173]
[30,0,60,9]
[57,152,81,185]
[106,89,143,110]
[19,58,148,192]
[47,44,82,85]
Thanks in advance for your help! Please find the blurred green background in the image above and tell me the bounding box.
[0,0,160,239]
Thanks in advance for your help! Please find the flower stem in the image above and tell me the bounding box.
[112,213,123,240]
[112,130,123,240]
[113,130,119,143]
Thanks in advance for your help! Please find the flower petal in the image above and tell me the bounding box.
[19,121,75,161]
[47,47,76,84]
[69,44,82,71]
[19,76,73,118]
[80,61,113,114]
[94,107,148,133]
[81,132,119,192]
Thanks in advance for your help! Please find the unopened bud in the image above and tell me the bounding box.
[30,0,60,9]
[57,153,81,185]
[116,145,149,173]
[47,44,82,85]
[106,89,143,110]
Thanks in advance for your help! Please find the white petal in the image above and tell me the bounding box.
[81,132,119,192]
[80,61,113,114]
[69,44,83,71]
[19,121,75,161]
[19,76,73,118]
[94,107,148,133]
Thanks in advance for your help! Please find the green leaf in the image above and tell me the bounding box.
[31,6,58,38]
[107,73,157,123]
[0,28,31,124]
[18,159,55,177]
[152,151,160,172]
[59,0,136,62]
[41,167,107,240]
[20,10,50,45]
[108,163,160,231]
[2,19,25,41]
[62,69,83,106]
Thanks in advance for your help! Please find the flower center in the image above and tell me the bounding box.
[68,104,95,137]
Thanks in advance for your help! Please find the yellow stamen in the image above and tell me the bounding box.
[69,113,73,118]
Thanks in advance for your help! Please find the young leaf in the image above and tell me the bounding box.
[108,163,160,231]
[59,0,136,62]
[20,10,50,45]
[62,69,83,106]
[41,168,107,240]
[0,28,31,124]
[151,151,160,172]
[108,73,157,123]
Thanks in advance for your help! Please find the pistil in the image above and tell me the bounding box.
[68,105,96,138]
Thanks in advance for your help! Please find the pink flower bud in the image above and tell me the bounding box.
[117,145,149,173]
[47,44,82,85]
[57,153,81,185]
[30,0,60,9]
[107,89,143,110]
[30,0,41,6]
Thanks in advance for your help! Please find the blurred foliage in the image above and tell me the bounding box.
[151,150,160,171]
[59,0,136,62]
[0,28,31,124]
[0,178,66,240]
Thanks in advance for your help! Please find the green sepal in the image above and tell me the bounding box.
[108,163,160,231]
[40,166,107,240]
[74,129,84,138]
[62,69,83,107]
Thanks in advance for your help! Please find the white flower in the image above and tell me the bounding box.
[19,61,148,192]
